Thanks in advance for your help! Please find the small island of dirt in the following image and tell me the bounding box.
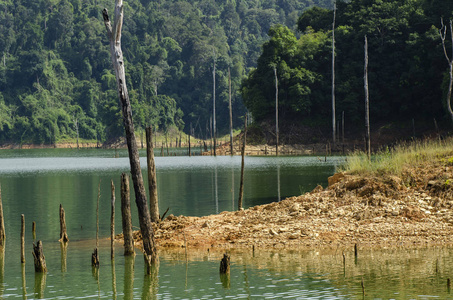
[126,153,453,252]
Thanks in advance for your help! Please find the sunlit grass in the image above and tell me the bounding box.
[341,137,453,176]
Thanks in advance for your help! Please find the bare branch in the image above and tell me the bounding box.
[114,1,123,45]
[102,8,113,39]
[440,18,452,64]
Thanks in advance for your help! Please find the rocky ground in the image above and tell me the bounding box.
[122,154,453,252]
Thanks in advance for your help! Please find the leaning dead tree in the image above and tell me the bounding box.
[440,18,453,123]
[102,1,157,270]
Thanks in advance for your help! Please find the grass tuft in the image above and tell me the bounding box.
[341,137,453,177]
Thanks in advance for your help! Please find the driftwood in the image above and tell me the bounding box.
[92,180,101,267]
[91,248,99,268]
[146,126,159,223]
[32,241,47,272]
[103,1,157,270]
[59,204,69,243]
[121,173,135,256]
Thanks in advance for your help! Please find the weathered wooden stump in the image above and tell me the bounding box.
[121,173,135,256]
[32,241,47,273]
[21,214,25,263]
[59,204,69,243]
[0,184,5,248]
[111,180,115,260]
[32,221,36,241]
[91,247,100,267]
[219,253,230,274]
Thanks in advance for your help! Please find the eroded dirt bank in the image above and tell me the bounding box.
[128,155,453,251]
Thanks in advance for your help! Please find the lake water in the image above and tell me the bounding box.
[0,148,451,299]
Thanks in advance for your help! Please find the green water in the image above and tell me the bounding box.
[0,148,451,299]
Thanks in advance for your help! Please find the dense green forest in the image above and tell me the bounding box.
[243,0,453,144]
[0,0,334,145]
[0,0,452,145]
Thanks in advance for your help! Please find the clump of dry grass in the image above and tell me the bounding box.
[341,137,453,177]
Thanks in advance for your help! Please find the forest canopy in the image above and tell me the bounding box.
[0,0,334,145]
[242,0,453,140]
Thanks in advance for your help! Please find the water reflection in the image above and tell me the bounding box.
[21,262,26,300]
[0,247,3,298]
[124,255,135,300]
[111,258,117,300]
[60,241,68,273]
[34,272,46,299]
[142,264,159,300]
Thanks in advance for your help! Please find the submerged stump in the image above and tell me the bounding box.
[32,241,47,273]
[219,253,230,274]
[59,204,69,243]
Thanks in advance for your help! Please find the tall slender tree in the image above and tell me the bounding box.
[102,1,157,272]
[364,35,371,160]
[440,18,453,122]
[212,50,217,156]
[332,0,336,147]
[274,65,279,156]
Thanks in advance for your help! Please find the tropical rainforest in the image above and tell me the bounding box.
[0,0,452,145]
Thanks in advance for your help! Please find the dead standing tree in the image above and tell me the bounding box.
[102,1,157,270]
[440,18,453,123]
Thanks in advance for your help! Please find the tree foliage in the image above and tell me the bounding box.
[1,0,332,144]
[242,0,453,133]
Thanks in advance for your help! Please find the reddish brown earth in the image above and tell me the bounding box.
[123,156,453,252]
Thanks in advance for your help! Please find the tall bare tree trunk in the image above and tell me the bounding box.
[0,184,5,248]
[364,35,371,160]
[238,115,247,210]
[102,2,157,270]
[332,1,336,147]
[212,54,217,156]
[146,126,159,222]
[228,67,233,155]
[274,66,279,156]
[440,18,453,122]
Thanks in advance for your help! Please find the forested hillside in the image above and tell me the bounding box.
[0,0,334,145]
[242,0,453,144]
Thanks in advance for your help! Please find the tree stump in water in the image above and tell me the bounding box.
[0,183,5,248]
[91,248,99,267]
[59,204,69,243]
[219,253,230,274]
[32,241,47,273]
[121,173,135,256]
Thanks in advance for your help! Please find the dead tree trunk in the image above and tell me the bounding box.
[103,2,157,269]
[121,173,135,256]
[332,0,336,147]
[21,214,25,263]
[238,115,247,210]
[0,184,5,248]
[364,35,371,160]
[274,66,279,156]
[440,18,453,123]
[59,204,69,243]
[32,241,47,273]
[110,180,115,260]
[212,54,217,156]
[146,126,159,223]
[228,67,233,155]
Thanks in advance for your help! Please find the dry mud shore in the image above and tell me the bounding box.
[129,156,453,252]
